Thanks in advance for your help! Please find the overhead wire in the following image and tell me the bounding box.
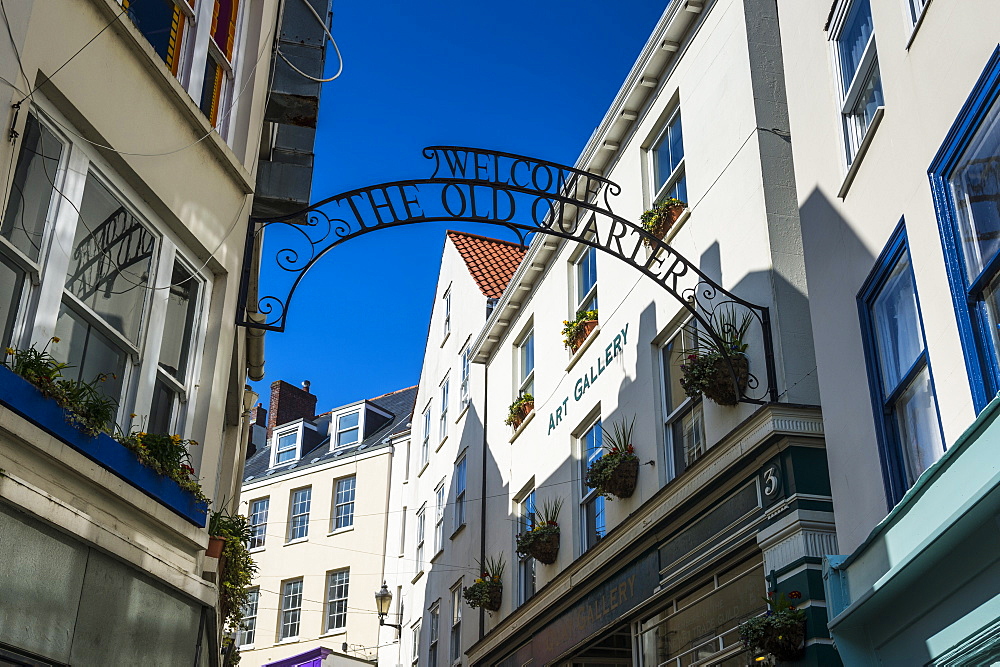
[276,0,344,84]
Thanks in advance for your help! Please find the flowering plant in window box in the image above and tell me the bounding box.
[515,498,562,564]
[738,591,806,662]
[463,554,505,611]
[3,339,117,436]
[679,306,752,406]
[505,393,534,430]
[115,430,210,505]
[562,309,599,353]
[585,417,640,500]
[640,198,687,247]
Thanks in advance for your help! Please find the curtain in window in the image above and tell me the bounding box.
[873,257,922,391]
[895,366,944,486]
[951,99,1000,283]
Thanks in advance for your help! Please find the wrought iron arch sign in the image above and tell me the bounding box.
[237,146,777,404]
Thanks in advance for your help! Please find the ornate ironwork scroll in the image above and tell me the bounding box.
[237,146,777,403]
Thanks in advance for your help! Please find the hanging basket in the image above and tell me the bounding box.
[463,580,502,612]
[702,354,749,406]
[642,204,685,247]
[760,620,806,661]
[517,526,560,564]
[603,456,639,498]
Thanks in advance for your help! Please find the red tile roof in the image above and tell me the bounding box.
[446,231,527,299]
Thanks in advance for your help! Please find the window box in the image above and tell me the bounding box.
[562,311,599,354]
[0,365,208,526]
[504,395,534,431]
[641,199,687,247]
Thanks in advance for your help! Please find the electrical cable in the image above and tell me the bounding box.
[275,0,344,83]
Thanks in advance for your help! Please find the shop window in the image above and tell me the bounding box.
[860,227,944,505]
[580,419,605,552]
[660,325,705,480]
[929,47,1000,411]
[831,0,884,165]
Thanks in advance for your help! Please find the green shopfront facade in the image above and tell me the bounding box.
[469,406,840,667]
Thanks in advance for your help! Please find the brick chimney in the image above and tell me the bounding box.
[267,380,317,441]
[252,403,267,427]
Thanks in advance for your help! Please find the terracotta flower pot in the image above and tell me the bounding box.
[603,457,639,499]
[642,204,685,247]
[702,354,749,406]
[206,535,225,558]
[570,320,598,353]
[509,400,533,430]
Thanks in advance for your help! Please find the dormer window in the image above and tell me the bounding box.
[275,430,299,464]
[336,411,360,449]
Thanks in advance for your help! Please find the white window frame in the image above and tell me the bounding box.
[334,408,362,450]
[648,106,687,205]
[515,326,535,398]
[450,582,463,664]
[443,287,452,339]
[273,426,301,466]
[412,621,421,667]
[460,346,471,410]
[659,324,706,481]
[400,506,408,555]
[332,476,356,531]
[428,602,440,667]
[453,456,466,531]
[516,489,536,606]
[905,0,931,30]
[434,481,445,554]
[421,402,432,467]
[572,246,598,315]
[0,104,211,435]
[238,587,259,647]
[439,377,450,443]
[830,0,884,166]
[325,568,350,632]
[248,497,269,549]
[416,504,426,573]
[579,417,605,553]
[287,486,311,542]
[279,578,303,641]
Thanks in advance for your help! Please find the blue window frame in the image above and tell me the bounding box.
[858,223,944,507]
[929,46,1000,412]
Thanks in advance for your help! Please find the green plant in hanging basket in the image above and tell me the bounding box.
[640,198,687,246]
[584,417,640,499]
[515,498,562,564]
[463,554,505,611]
[562,309,599,352]
[678,305,753,406]
[738,592,807,662]
[505,393,534,429]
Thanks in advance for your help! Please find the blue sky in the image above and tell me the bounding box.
[251,0,667,412]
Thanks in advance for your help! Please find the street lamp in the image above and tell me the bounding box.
[375,581,402,630]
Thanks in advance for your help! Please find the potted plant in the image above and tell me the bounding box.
[562,309,599,353]
[505,393,534,430]
[678,306,752,406]
[116,430,210,505]
[515,498,562,564]
[207,507,239,558]
[212,511,258,661]
[738,592,806,662]
[463,554,505,612]
[584,417,640,500]
[3,339,117,436]
[640,198,687,247]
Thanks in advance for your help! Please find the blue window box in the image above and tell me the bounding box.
[0,365,208,527]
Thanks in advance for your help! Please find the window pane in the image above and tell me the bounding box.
[662,336,687,416]
[873,251,923,392]
[838,0,874,93]
[585,496,605,550]
[212,0,239,59]
[951,95,1000,283]
[239,589,258,646]
[52,303,126,402]
[335,476,356,529]
[846,62,884,143]
[676,401,706,468]
[125,0,186,73]
[289,487,311,540]
[0,253,25,348]
[147,376,176,434]
[65,172,155,342]
[895,366,945,487]
[2,114,63,262]
[576,248,597,311]
[326,570,349,630]
[249,498,268,549]
[276,432,297,462]
[200,57,224,124]
[280,580,303,639]
[159,262,199,379]
[654,112,684,194]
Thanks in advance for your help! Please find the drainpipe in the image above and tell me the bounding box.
[246,312,266,382]
[479,364,488,641]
